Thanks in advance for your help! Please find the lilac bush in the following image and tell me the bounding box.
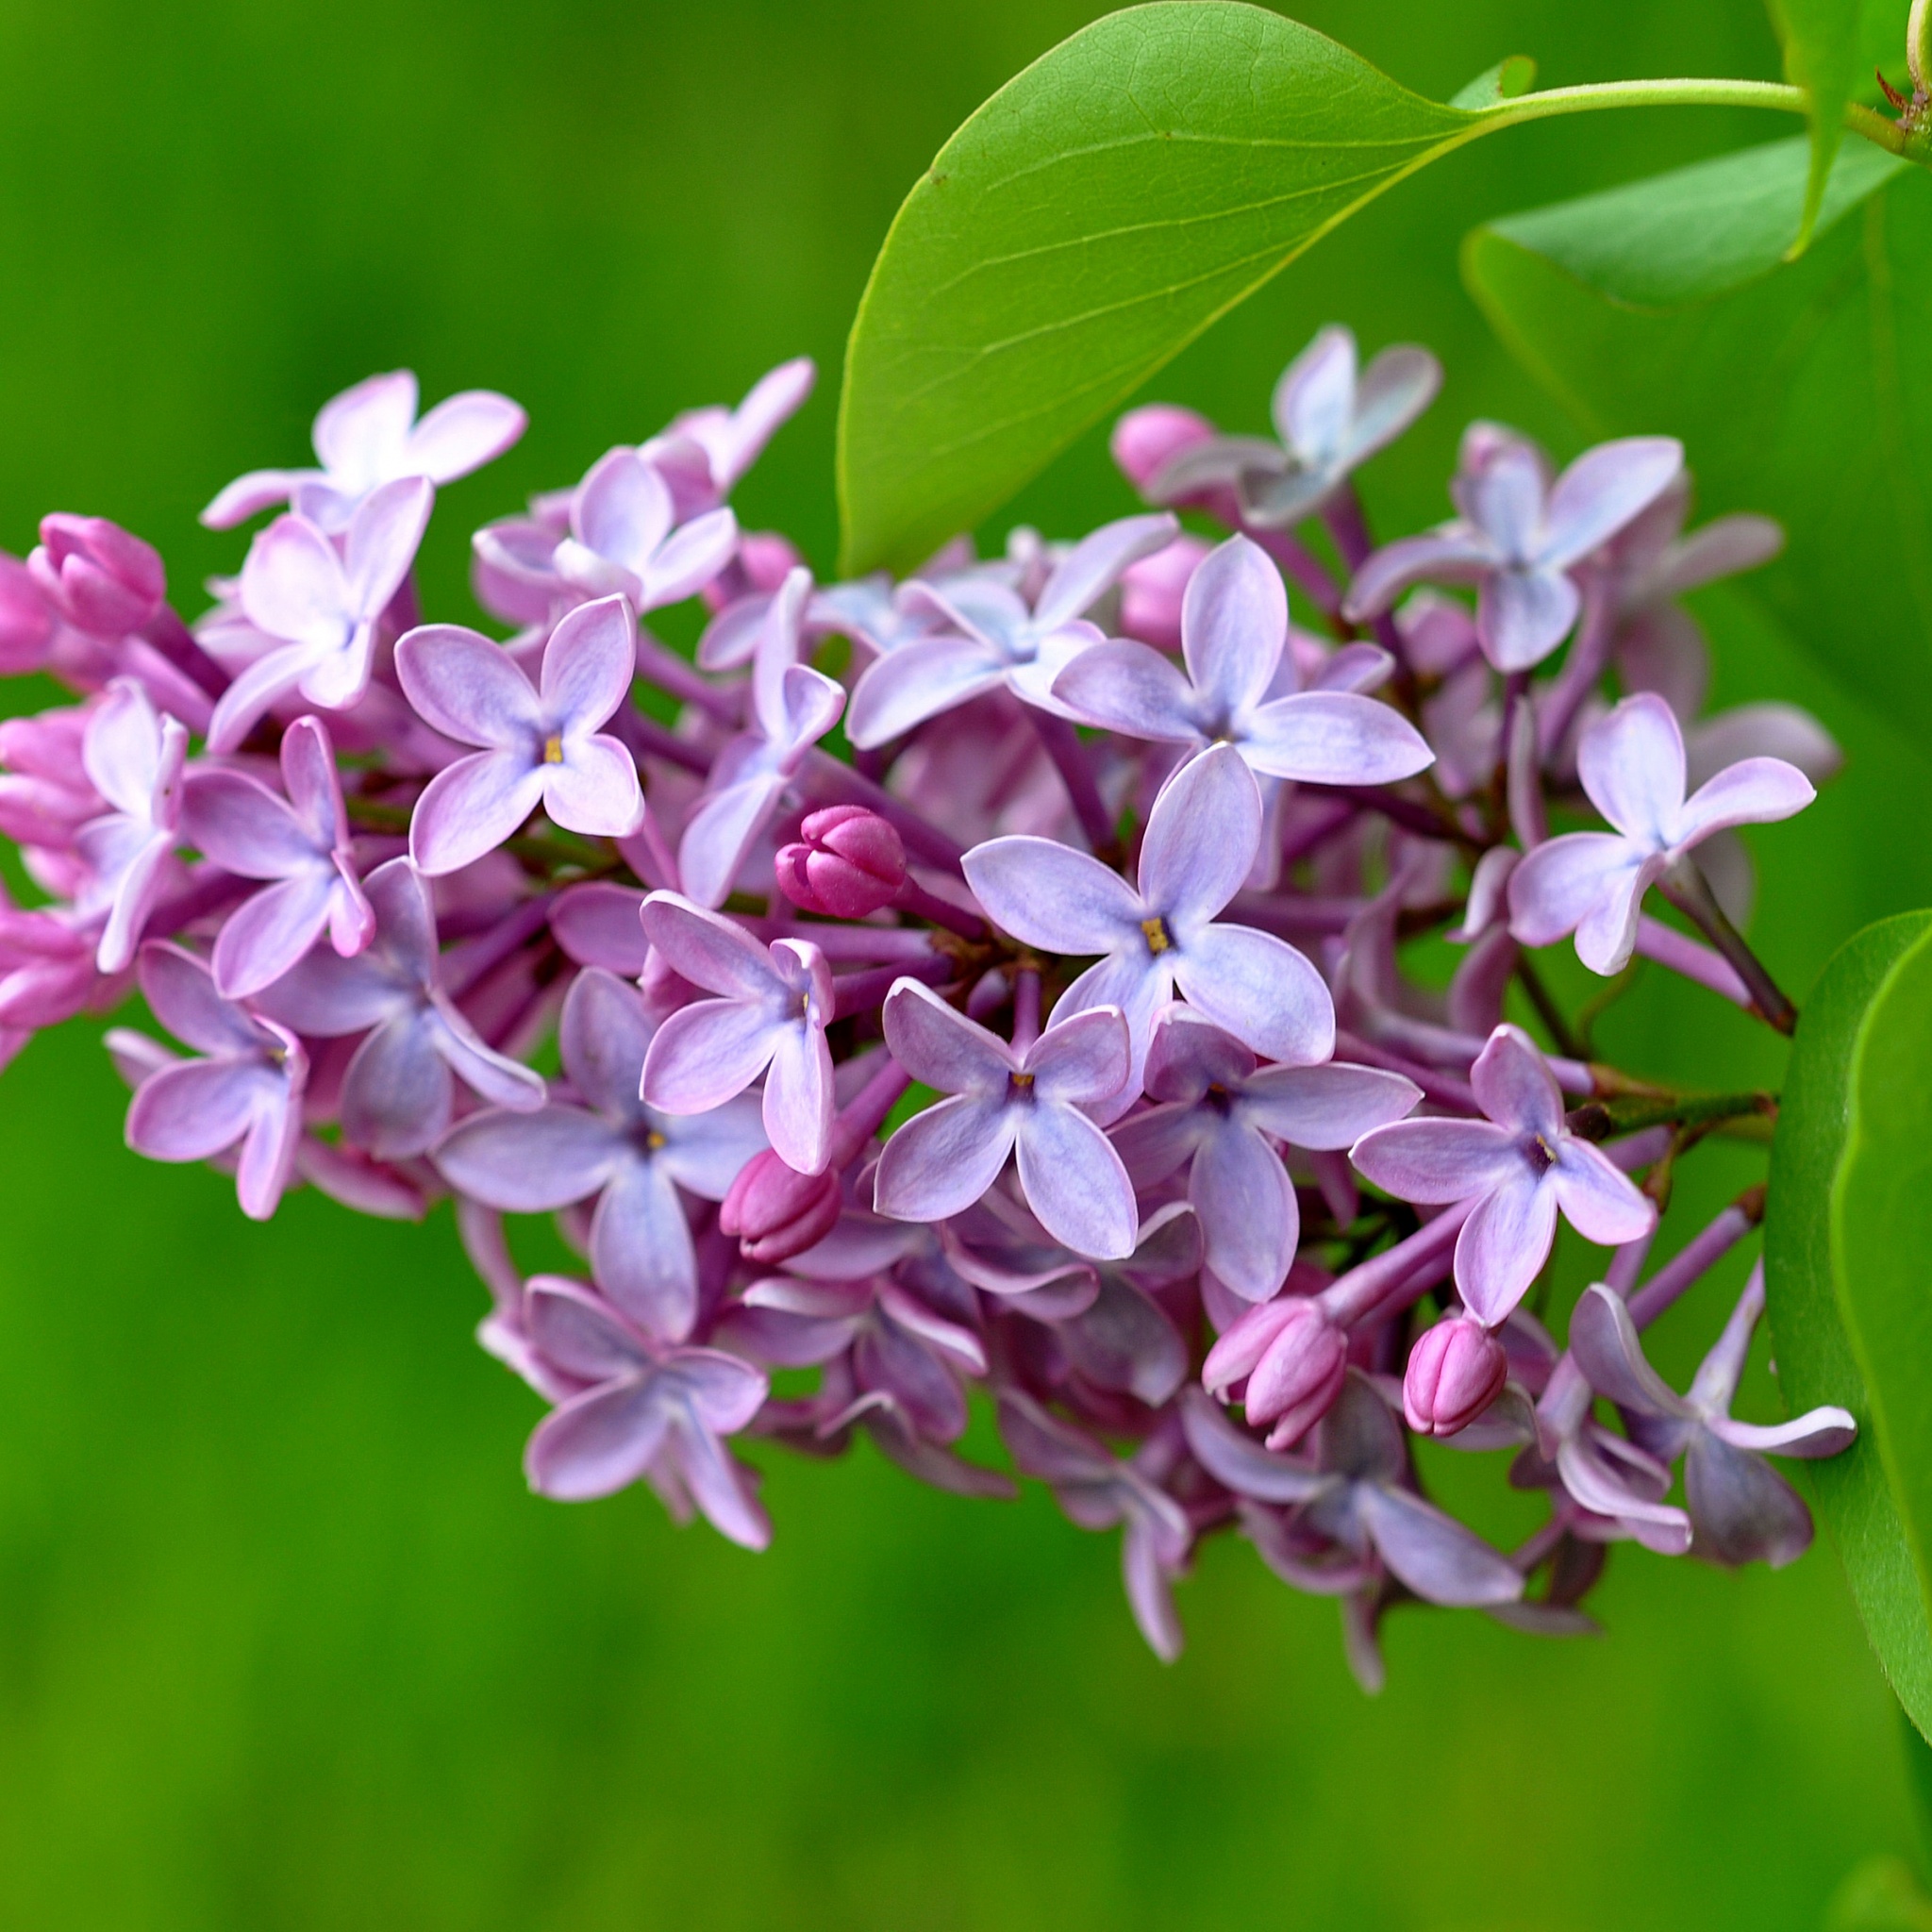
[0,336,1858,1685]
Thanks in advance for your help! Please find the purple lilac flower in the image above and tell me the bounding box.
[639,891,835,1174]
[208,476,433,750]
[75,677,187,973]
[520,1274,771,1547]
[183,715,375,997]
[202,370,526,532]
[257,857,543,1157]
[1351,1024,1656,1325]
[963,743,1333,1102]
[113,942,307,1220]
[874,979,1139,1260]
[677,569,846,906]
[1112,1005,1419,1303]
[395,592,644,875]
[641,357,816,516]
[1570,1265,1855,1566]
[551,448,740,610]
[1051,534,1432,786]
[1345,426,1683,671]
[1508,692,1815,974]
[845,512,1176,748]
[1144,327,1441,527]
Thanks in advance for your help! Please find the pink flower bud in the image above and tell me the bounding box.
[720,1148,842,1264]
[1118,535,1211,653]
[28,515,165,637]
[1403,1316,1507,1438]
[1110,405,1216,495]
[0,556,54,675]
[738,531,804,596]
[774,805,907,919]
[1243,1298,1349,1449]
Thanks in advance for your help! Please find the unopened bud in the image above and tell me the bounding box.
[720,1148,842,1264]
[0,557,53,675]
[1119,535,1211,653]
[1242,1298,1349,1448]
[28,515,165,637]
[1109,405,1216,496]
[1403,1316,1507,1438]
[774,805,907,919]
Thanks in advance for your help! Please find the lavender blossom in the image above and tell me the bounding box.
[75,677,187,974]
[552,448,740,610]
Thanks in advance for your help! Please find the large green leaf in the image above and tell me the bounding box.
[1766,912,1932,1739]
[837,3,1490,574]
[1465,151,1932,735]
[1767,0,1866,248]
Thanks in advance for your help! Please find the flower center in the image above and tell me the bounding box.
[1525,1133,1557,1175]
[1008,1070,1035,1099]
[1141,915,1174,956]
[645,1129,666,1152]
[541,732,564,765]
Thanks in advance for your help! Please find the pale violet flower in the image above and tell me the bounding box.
[1350,1024,1655,1325]
[395,592,644,876]
[75,676,186,974]
[552,448,740,610]
[641,357,816,517]
[1508,692,1815,974]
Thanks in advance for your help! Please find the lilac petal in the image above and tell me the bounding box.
[961,835,1142,955]
[394,625,542,748]
[1241,1061,1420,1149]
[1139,743,1258,930]
[1343,529,1494,621]
[402,391,526,481]
[240,514,346,651]
[212,872,337,997]
[281,716,348,844]
[1171,923,1333,1066]
[126,1058,268,1162]
[574,450,672,573]
[1344,345,1441,461]
[1479,567,1577,672]
[1273,325,1356,458]
[761,1022,833,1174]
[526,1377,672,1502]
[1507,833,1635,946]
[1108,1103,1206,1190]
[254,947,400,1036]
[525,1275,650,1379]
[1189,1118,1294,1302]
[639,507,740,610]
[1356,1486,1523,1607]
[855,1315,968,1441]
[667,1409,771,1549]
[1349,1117,1520,1202]
[677,770,786,909]
[1143,1006,1254,1101]
[1569,1283,1696,1420]
[874,1094,1019,1223]
[1556,1434,1691,1552]
[425,997,545,1112]
[845,634,1008,748]
[1578,693,1687,847]
[202,467,317,529]
[182,771,316,877]
[544,735,642,839]
[1684,1431,1813,1567]
[1034,512,1177,630]
[1056,949,1167,1105]
[1455,1172,1558,1326]
[1469,441,1546,555]
[205,644,312,755]
[1709,1407,1857,1457]
[313,371,417,477]
[95,835,175,976]
[881,977,1013,1095]
[708,357,816,489]
[341,1014,454,1157]
[1686,704,1839,790]
[235,1083,302,1220]
[1014,1101,1139,1259]
[1321,1371,1407,1482]
[654,1095,767,1198]
[139,941,265,1056]
[1672,757,1815,848]
[343,476,434,615]
[1121,1514,1186,1663]
[641,999,780,1114]
[1049,641,1199,741]
[1024,1005,1131,1108]
[433,1105,621,1209]
[1541,437,1682,570]
[541,593,635,731]
[1240,691,1433,786]
[551,883,648,975]
[559,967,653,1118]
[1181,535,1285,719]
[1550,1141,1655,1246]
[1178,1387,1328,1503]
[640,892,783,1002]
[1470,1025,1564,1137]
[408,751,547,876]
[83,681,166,816]
[592,1159,700,1341]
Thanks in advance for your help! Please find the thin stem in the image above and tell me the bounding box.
[1515,953,1584,1060]
[1323,484,1419,705]
[1321,1200,1475,1330]
[1011,966,1041,1056]
[1028,710,1120,860]
[1657,859,1797,1034]
[894,875,987,940]
[829,1056,914,1168]
[1625,1188,1763,1329]
[1634,915,1752,1008]
[832,953,948,1022]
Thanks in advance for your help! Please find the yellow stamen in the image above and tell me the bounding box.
[541,733,564,764]
[1141,915,1173,955]
[645,1129,667,1152]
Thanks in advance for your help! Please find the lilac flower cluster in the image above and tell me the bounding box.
[0,334,1856,1682]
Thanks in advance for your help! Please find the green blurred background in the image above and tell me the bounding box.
[0,1,1924,1925]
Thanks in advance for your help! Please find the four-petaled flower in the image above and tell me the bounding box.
[639,892,835,1174]
[520,1274,771,1548]
[845,512,1176,747]
[396,592,644,876]
[1507,691,1814,974]
[435,968,766,1343]
[874,977,1140,1261]
[184,714,375,997]
[552,447,741,611]
[1570,1264,1855,1567]
[1345,425,1682,671]
[75,677,186,973]
[1350,1024,1655,1325]
[963,743,1333,1105]
[1052,532,1432,787]
[112,942,307,1221]
[209,476,433,750]
[257,857,544,1157]
[202,369,526,532]
[1144,326,1441,528]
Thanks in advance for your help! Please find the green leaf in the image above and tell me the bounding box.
[1448,55,1537,113]
[1464,152,1932,736]
[837,2,1489,575]
[1766,912,1932,1740]
[1767,0,1866,250]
